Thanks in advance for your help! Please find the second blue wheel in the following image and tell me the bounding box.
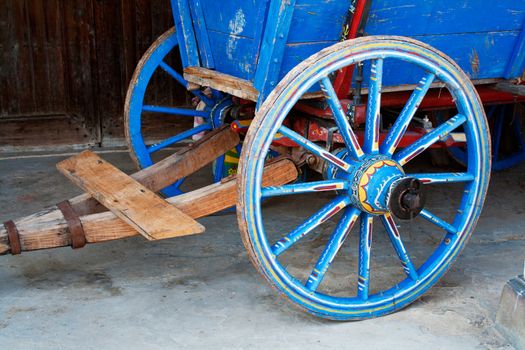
[125,28,234,196]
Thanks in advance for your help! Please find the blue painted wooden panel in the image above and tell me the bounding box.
[365,0,525,36]
[199,0,269,39]
[254,0,349,101]
[173,0,525,95]
[287,0,349,43]
[189,0,215,68]
[254,0,297,101]
[280,41,339,81]
[364,0,525,83]
[206,31,257,80]
[505,24,525,78]
[358,32,520,88]
[171,0,200,67]
[191,0,269,81]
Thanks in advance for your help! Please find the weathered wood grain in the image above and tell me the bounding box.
[184,67,259,101]
[0,158,298,254]
[57,151,205,240]
[184,66,323,102]
[0,0,180,149]
[70,125,240,217]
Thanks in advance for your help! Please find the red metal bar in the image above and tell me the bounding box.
[294,84,525,124]
[381,84,525,109]
[333,0,368,98]
[293,99,354,119]
[271,125,461,149]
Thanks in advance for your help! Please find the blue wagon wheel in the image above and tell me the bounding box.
[125,28,230,196]
[446,103,525,171]
[238,36,491,320]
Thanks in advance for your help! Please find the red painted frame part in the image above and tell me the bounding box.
[333,0,369,98]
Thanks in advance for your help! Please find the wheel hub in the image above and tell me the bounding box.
[350,156,405,214]
[325,152,426,218]
[388,178,426,220]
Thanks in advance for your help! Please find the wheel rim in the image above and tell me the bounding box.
[238,37,491,319]
[125,28,228,196]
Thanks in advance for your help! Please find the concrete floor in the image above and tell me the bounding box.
[0,150,524,349]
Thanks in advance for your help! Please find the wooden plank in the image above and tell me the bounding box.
[495,82,525,96]
[185,66,259,101]
[505,24,525,79]
[189,0,214,68]
[287,0,349,43]
[365,0,525,37]
[254,0,296,103]
[0,115,94,151]
[70,125,240,217]
[184,66,323,102]
[0,158,298,255]
[174,0,200,67]
[363,0,525,83]
[0,0,13,116]
[355,32,521,87]
[57,151,205,240]
[61,0,100,145]
[92,0,124,142]
[0,0,178,150]
[200,31,257,80]
[12,0,37,115]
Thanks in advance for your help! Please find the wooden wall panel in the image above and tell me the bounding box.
[0,0,185,151]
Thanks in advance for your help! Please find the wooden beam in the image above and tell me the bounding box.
[184,67,259,101]
[0,158,298,254]
[495,82,525,96]
[69,125,240,216]
[57,151,205,240]
[184,67,323,102]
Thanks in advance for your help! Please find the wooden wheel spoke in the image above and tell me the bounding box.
[419,209,457,234]
[271,196,350,256]
[278,126,352,172]
[364,59,383,154]
[393,114,467,166]
[381,214,418,280]
[357,213,373,300]
[305,207,360,292]
[147,123,212,153]
[159,61,214,106]
[319,77,364,159]
[261,179,348,198]
[142,105,209,118]
[159,61,189,88]
[411,172,475,184]
[381,73,436,155]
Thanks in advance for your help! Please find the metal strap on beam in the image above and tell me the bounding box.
[57,200,87,249]
[3,220,21,255]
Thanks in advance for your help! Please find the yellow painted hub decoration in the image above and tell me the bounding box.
[357,159,404,214]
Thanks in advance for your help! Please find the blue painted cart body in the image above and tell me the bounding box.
[171,0,351,101]
[364,0,525,86]
[170,0,525,101]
